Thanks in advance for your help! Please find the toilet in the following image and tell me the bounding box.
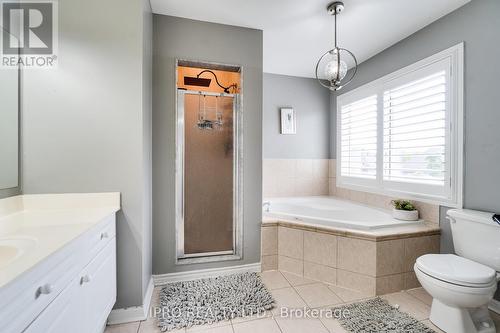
[415,209,500,333]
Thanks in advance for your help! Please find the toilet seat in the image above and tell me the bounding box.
[416,254,496,287]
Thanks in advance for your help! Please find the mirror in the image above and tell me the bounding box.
[0,30,19,190]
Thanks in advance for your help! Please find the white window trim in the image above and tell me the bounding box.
[336,43,464,208]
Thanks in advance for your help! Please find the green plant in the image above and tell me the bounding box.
[391,199,416,211]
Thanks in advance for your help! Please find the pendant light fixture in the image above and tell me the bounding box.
[315,1,357,91]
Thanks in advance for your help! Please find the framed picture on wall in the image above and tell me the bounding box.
[280,107,296,134]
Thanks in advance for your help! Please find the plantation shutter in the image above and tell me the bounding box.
[340,95,378,179]
[383,71,447,186]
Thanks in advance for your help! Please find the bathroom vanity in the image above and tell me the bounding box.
[0,193,120,333]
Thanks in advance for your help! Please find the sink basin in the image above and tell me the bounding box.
[0,238,36,269]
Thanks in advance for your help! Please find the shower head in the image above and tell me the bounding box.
[184,76,211,87]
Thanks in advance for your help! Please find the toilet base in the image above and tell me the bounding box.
[430,299,496,333]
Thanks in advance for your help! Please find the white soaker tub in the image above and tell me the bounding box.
[263,196,422,231]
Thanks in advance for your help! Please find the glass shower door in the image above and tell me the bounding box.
[176,90,241,260]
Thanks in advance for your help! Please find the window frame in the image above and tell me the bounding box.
[336,43,464,208]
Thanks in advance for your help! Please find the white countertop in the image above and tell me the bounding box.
[0,193,120,288]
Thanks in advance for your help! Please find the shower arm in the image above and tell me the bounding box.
[197,70,233,93]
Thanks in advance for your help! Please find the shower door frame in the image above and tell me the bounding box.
[175,89,243,264]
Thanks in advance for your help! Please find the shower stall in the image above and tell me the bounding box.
[175,65,242,263]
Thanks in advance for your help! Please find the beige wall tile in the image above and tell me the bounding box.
[278,227,304,259]
[349,190,367,204]
[376,274,404,295]
[263,159,338,197]
[275,179,295,197]
[328,178,336,196]
[262,226,277,255]
[304,261,337,285]
[261,255,278,271]
[413,201,439,223]
[262,176,277,198]
[278,255,304,276]
[403,235,440,272]
[313,159,329,178]
[403,271,421,290]
[376,239,405,276]
[294,177,314,196]
[336,269,376,296]
[328,159,336,178]
[270,159,295,179]
[304,231,337,267]
[338,237,376,276]
[312,178,329,196]
[336,187,350,199]
[296,159,313,178]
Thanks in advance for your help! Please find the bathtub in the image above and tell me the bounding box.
[263,196,423,231]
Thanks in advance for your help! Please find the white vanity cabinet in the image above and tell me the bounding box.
[0,214,117,333]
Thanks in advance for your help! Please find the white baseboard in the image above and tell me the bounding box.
[107,263,261,324]
[107,276,154,325]
[153,262,261,286]
[489,299,500,314]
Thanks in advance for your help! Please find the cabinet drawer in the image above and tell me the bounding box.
[23,277,83,333]
[25,239,116,333]
[86,215,116,262]
[1,247,85,333]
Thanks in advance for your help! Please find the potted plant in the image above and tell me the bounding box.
[391,199,419,221]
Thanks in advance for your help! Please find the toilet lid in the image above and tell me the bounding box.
[416,254,496,286]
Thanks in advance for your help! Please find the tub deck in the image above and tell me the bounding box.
[261,197,441,296]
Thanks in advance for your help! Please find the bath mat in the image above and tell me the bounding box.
[332,297,435,333]
[157,272,274,331]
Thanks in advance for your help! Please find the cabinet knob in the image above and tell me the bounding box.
[38,283,53,296]
[81,274,92,284]
[101,232,109,240]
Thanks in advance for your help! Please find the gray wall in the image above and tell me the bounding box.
[142,0,153,299]
[152,15,263,274]
[263,73,330,159]
[331,0,500,254]
[21,0,152,309]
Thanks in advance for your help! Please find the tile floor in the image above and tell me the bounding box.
[105,270,500,333]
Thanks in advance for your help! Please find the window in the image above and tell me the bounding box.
[337,44,463,207]
[340,95,377,180]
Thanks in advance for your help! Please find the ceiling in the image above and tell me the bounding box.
[151,0,470,78]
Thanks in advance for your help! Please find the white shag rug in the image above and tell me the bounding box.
[157,272,274,331]
[332,297,436,333]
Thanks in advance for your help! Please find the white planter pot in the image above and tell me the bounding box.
[392,209,419,221]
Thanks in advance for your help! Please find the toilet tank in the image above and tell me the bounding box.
[448,209,500,272]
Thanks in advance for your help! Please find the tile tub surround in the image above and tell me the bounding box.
[261,223,440,295]
[330,159,440,224]
[263,158,439,223]
[263,159,331,197]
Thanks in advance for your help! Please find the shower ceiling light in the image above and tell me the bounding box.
[316,1,357,91]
